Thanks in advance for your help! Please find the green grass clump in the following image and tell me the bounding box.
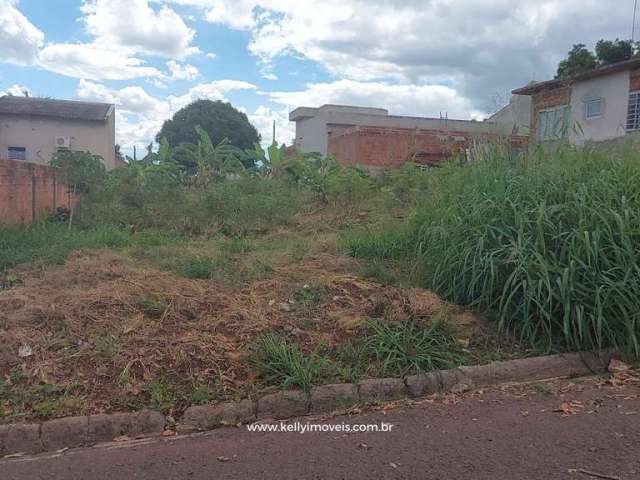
[251,334,333,393]
[180,256,220,279]
[354,146,640,354]
[363,319,465,377]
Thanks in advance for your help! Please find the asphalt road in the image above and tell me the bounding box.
[2,377,640,480]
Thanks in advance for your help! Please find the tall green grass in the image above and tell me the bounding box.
[346,146,640,354]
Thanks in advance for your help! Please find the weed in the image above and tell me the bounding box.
[363,319,465,377]
[134,294,168,318]
[336,341,370,383]
[9,366,26,385]
[251,333,333,393]
[221,236,254,254]
[145,379,179,413]
[181,256,220,279]
[93,335,123,360]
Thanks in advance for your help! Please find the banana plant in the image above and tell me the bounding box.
[195,126,246,188]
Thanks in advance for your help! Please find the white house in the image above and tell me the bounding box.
[512,58,640,145]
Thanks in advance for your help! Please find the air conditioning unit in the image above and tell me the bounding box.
[55,136,71,149]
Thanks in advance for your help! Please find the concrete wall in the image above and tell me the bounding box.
[0,113,116,170]
[569,70,629,144]
[488,94,532,135]
[0,158,74,224]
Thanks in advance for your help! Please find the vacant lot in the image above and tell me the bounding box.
[3,145,637,423]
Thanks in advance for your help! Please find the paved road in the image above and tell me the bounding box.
[2,377,640,480]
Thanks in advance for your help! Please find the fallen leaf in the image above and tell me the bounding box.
[217,456,231,462]
[608,359,631,373]
[389,462,398,469]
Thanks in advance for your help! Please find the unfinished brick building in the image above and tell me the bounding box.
[290,104,527,170]
[328,125,527,170]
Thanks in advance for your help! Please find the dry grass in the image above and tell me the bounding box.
[0,244,488,422]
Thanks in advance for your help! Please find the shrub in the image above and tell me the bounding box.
[206,177,305,236]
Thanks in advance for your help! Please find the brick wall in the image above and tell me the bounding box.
[0,158,73,224]
[327,126,528,169]
[530,84,571,139]
[630,68,640,91]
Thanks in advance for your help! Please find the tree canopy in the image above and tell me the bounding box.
[156,100,260,152]
[555,39,639,79]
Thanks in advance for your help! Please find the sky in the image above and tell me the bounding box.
[0,0,637,154]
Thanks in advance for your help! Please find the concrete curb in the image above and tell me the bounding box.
[0,351,614,457]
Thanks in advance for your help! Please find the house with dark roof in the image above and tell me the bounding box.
[513,58,640,145]
[0,96,117,169]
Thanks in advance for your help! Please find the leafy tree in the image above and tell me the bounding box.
[555,44,597,79]
[49,151,106,228]
[156,99,260,167]
[595,39,634,64]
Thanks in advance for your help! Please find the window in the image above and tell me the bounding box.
[8,147,26,161]
[627,91,640,131]
[537,106,570,141]
[585,98,603,119]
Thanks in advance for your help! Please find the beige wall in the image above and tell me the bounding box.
[0,113,116,169]
[569,70,630,144]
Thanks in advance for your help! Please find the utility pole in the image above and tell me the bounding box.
[634,0,638,42]
[272,120,276,145]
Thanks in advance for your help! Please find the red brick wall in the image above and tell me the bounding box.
[530,85,571,139]
[328,126,528,169]
[0,158,73,224]
[630,68,640,91]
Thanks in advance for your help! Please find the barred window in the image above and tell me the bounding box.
[8,147,26,160]
[627,91,640,131]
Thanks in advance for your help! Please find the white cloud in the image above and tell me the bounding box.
[0,83,31,97]
[249,105,293,146]
[166,60,199,81]
[205,52,217,59]
[81,0,198,59]
[163,0,635,111]
[0,0,44,65]
[38,43,163,81]
[268,79,485,120]
[76,79,258,150]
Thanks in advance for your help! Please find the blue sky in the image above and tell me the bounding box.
[0,0,636,153]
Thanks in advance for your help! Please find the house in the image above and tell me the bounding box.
[289,104,527,170]
[487,94,532,135]
[512,58,640,145]
[0,96,117,169]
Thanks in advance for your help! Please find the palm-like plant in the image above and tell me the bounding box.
[195,126,246,188]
